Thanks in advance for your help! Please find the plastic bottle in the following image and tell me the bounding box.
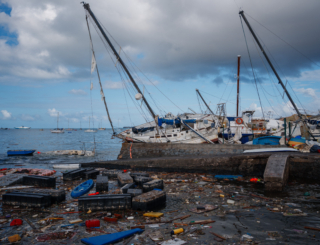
[171,228,184,235]
[85,219,100,228]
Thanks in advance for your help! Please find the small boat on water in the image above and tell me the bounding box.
[7,150,36,156]
[71,179,94,198]
[51,112,64,133]
[85,117,97,132]
[53,164,80,169]
[14,126,30,129]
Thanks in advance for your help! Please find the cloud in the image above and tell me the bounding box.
[20,114,35,121]
[212,76,224,85]
[293,88,316,98]
[69,89,87,95]
[290,69,320,82]
[48,108,61,117]
[1,109,11,119]
[103,81,124,90]
[0,0,319,87]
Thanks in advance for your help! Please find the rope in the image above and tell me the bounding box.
[86,14,116,135]
[240,16,265,118]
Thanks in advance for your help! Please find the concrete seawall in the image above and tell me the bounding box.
[117,143,287,159]
[82,152,320,180]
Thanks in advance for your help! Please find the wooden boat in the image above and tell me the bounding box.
[7,150,36,156]
[71,179,94,198]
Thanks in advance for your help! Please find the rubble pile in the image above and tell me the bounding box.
[0,167,320,244]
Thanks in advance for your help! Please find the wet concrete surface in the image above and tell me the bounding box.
[1,170,320,244]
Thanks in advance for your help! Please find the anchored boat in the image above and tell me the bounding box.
[7,150,36,156]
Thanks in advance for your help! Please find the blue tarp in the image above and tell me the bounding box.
[158,118,196,127]
[81,228,143,245]
[132,127,154,134]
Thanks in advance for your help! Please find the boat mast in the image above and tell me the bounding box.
[195,89,215,115]
[239,11,302,119]
[82,2,156,119]
[236,55,241,117]
[57,112,59,129]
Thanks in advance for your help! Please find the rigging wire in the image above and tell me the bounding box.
[240,16,265,118]
[97,17,184,114]
[245,12,320,69]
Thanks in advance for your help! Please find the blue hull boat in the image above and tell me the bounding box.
[7,150,36,156]
[252,136,282,145]
[71,179,94,198]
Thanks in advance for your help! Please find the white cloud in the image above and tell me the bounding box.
[48,108,62,117]
[290,70,320,82]
[21,114,35,121]
[69,89,87,95]
[1,110,12,119]
[293,88,316,98]
[103,81,124,89]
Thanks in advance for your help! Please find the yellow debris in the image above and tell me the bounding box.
[69,219,83,224]
[143,212,164,218]
[220,194,225,198]
[8,234,21,243]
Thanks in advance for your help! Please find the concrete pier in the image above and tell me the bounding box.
[82,152,320,180]
[264,154,290,191]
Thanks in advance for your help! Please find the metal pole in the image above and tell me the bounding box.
[237,55,241,117]
[239,11,302,120]
[284,118,287,144]
[196,89,215,115]
[83,3,156,119]
[223,126,225,144]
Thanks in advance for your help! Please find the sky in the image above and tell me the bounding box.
[0,0,320,128]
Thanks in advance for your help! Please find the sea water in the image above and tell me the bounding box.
[0,128,123,169]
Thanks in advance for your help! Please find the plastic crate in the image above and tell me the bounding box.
[127,189,143,197]
[117,173,133,187]
[22,175,56,188]
[120,183,135,194]
[134,176,153,186]
[143,179,164,192]
[84,169,100,179]
[63,169,86,181]
[78,194,132,212]
[132,190,166,211]
[96,175,108,193]
[3,192,52,208]
[20,188,65,204]
[102,170,123,178]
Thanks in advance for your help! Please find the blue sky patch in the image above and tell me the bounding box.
[137,53,145,59]
[0,24,18,46]
[0,3,11,16]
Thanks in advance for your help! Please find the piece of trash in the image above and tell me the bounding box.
[127,216,134,220]
[227,199,235,205]
[149,230,164,241]
[143,212,164,218]
[81,228,143,245]
[220,194,225,198]
[8,234,21,243]
[104,217,118,223]
[10,219,23,226]
[304,192,311,196]
[241,234,254,241]
[171,228,184,235]
[85,219,100,228]
[36,231,76,242]
[215,175,243,180]
[189,204,218,214]
[88,192,100,196]
[159,238,187,245]
[69,219,83,224]
[87,208,92,214]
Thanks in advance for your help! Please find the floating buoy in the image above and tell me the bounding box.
[37,152,41,154]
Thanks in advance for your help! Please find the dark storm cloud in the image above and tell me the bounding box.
[1,0,320,84]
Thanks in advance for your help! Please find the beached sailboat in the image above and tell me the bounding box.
[85,117,97,133]
[51,112,64,133]
[82,2,219,144]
